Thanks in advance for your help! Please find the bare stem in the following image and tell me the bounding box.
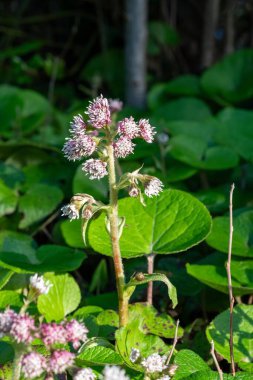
[210,340,223,380]
[12,347,23,380]
[166,319,179,365]
[226,183,235,376]
[147,253,155,304]
[107,142,128,326]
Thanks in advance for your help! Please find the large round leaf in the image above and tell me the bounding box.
[18,183,64,229]
[37,273,81,321]
[0,244,85,273]
[88,189,211,258]
[216,108,253,162]
[201,49,253,104]
[206,305,253,369]
[187,252,253,295]
[206,210,253,258]
[0,180,18,217]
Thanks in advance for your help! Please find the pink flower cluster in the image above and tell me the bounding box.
[0,309,89,378]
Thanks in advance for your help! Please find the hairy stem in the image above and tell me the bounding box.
[147,253,155,304]
[107,142,128,326]
[226,183,235,376]
[12,347,23,380]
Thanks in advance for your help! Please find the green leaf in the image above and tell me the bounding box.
[89,259,108,293]
[0,230,37,255]
[0,290,22,309]
[0,342,14,365]
[61,219,84,248]
[37,274,81,321]
[0,162,24,189]
[216,108,253,162]
[126,273,178,308]
[206,210,253,258]
[0,245,85,273]
[179,371,252,380]
[74,306,104,318]
[206,304,253,367]
[88,189,212,258]
[129,303,183,339]
[201,49,253,104]
[0,180,18,217]
[73,164,108,202]
[173,349,210,380]
[77,337,123,366]
[0,269,14,290]
[116,319,169,371]
[187,252,253,296]
[18,183,63,228]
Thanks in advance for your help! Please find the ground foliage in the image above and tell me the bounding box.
[0,1,253,379]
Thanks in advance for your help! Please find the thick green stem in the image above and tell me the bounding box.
[12,347,23,380]
[107,143,128,326]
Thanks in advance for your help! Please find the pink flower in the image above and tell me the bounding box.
[138,119,156,143]
[41,322,67,346]
[118,117,139,139]
[63,134,96,161]
[109,98,123,113]
[113,136,135,158]
[10,313,36,344]
[61,203,80,221]
[73,368,96,380]
[65,319,88,349]
[50,350,75,374]
[144,178,163,197]
[0,309,16,337]
[82,159,108,180]
[86,95,111,129]
[70,115,86,136]
[128,186,139,198]
[21,352,47,379]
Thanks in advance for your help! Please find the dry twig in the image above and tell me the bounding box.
[166,319,179,365]
[210,340,223,380]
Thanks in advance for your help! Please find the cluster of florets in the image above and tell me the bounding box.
[29,273,53,296]
[0,306,89,379]
[61,95,163,221]
[130,348,178,379]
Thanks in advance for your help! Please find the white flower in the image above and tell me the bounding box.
[61,203,79,221]
[74,368,96,380]
[141,353,168,373]
[82,159,108,180]
[30,274,53,295]
[144,178,163,197]
[102,365,130,380]
[130,348,140,363]
[118,117,139,139]
[21,352,47,379]
[113,136,135,158]
[138,119,156,143]
[158,376,171,380]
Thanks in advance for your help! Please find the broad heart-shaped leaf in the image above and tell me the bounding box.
[201,49,253,104]
[18,183,64,229]
[0,269,14,290]
[151,98,212,128]
[77,337,123,366]
[0,342,14,365]
[0,290,22,309]
[0,180,18,217]
[179,371,251,380]
[126,273,178,308]
[173,349,210,380]
[206,305,253,368]
[115,318,169,371]
[88,189,211,258]
[73,164,108,202]
[61,219,84,248]
[0,245,85,273]
[206,210,253,258]
[216,108,253,163]
[37,273,81,321]
[187,252,253,296]
[0,162,24,189]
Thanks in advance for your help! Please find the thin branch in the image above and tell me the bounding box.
[147,253,155,304]
[166,319,179,365]
[226,183,236,376]
[210,340,223,380]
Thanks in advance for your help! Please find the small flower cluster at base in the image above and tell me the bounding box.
[30,274,53,295]
[141,353,168,373]
[113,136,135,158]
[10,313,36,344]
[21,352,47,379]
[50,350,75,374]
[86,95,111,129]
[82,159,108,180]
[0,309,16,337]
[74,368,96,380]
[144,178,164,197]
[102,365,130,380]
[65,319,88,349]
